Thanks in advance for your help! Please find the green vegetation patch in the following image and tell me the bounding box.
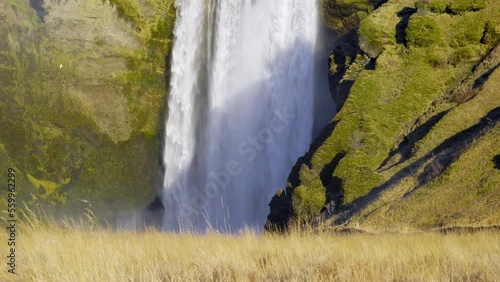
[320,0,381,35]
[104,0,145,27]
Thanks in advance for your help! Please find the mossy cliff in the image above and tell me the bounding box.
[0,0,175,218]
[268,0,500,231]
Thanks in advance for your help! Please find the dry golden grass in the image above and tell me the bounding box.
[0,216,499,282]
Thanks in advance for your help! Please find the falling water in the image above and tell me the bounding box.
[162,0,319,231]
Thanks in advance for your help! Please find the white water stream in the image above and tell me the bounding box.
[162,0,320,231]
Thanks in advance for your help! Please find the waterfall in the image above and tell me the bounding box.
[162,0,319,231]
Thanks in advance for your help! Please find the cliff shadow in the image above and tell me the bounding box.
[29,0,46,22]
[313,24,338,136]
[472,63,500,89]
[319,152,346,216]
[328,30,362,112]
[378,109,451,172]
[287,120,339,187]
[395,7,417,45]
[493,155,500,169]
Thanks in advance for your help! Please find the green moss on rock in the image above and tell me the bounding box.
[292,165,326,223]
[321,0,381,35]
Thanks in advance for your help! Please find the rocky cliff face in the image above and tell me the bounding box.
[0,0,175,219]
[268,0,500,231]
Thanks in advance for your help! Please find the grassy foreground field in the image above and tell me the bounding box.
[1,217,499,282]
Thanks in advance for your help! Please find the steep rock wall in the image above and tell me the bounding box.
[0,0,175,219]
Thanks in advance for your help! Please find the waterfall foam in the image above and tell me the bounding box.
[162,0,319,231]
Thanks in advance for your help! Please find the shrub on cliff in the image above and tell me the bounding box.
[358,5,400,58]
[424,0,488,14]
[292,165,326,224]
[449,46,476,65]
[406,16,442,47]
[359,18,394,57]
[427,0,448,13]
[448,0,488,14]
[481,21,500,46]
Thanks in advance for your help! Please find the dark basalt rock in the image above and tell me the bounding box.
[493,155,500,169]
[265,189,293,232]
[143,196,165,228]
[395,7,417,46]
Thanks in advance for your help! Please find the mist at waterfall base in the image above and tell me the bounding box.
[161,0,335,232]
